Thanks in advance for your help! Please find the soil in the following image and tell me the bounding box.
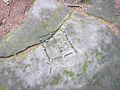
[0,0,33,39]
[115,0,120,16]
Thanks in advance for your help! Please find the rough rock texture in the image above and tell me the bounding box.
[0,0,70,57]
[82,60,120,90]
[0,11,120,90]
[85,0,120,26]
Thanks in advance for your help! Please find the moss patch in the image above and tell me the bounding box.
[53,10,61,23]
[64,70,75,77]
[0,85,7,90]
[96,53,104,61]
[81,0,91,4]
[82,60,91,73]
[51,75,63,85]
[117,26,120,33]
[82,53,92,73]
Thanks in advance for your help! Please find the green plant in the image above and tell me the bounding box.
[81,0,91,3]
[82,60,91,73]
[51,75,63,85]
[0,85,7,90]
[64,70,75,77]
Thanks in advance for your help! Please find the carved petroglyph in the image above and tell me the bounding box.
[42,30,77,61]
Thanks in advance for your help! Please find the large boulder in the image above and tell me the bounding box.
[85,0,120,27]
[0,11,120,90]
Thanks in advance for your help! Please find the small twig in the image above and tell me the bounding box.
[0,14,4,26]
[8,0,13,16]
[3,0,9,5]
[67,4,80,7]
[115,6,120,16]
[23,6,28,14]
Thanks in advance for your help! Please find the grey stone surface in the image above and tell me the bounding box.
[82,60,120,90]
[0,0,71,57]
[0,12,120,90]
[85,0,120,26]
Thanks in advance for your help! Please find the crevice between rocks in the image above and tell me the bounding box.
[84,12,120,37]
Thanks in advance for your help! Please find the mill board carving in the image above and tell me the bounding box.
[42,29,77,61]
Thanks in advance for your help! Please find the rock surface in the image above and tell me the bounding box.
[0,0,120,90]
[0,10,120,90]
[85,0,120,26]
[82,60,120,90]
[0,0,70,57]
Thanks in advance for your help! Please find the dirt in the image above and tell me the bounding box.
[0,0,33,39]
[115,0,120,16]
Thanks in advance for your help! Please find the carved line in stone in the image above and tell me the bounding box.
[49,67,52,74]
[61,29,78,53]
[46,41,52,53]
[52,37,62,53]
[41,30,77,61]
[42,43,51,61]
[64,52,73,57]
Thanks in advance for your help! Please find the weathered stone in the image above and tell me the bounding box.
[0,12,120,90]
[85,0,120,26]
[0,0,71,57]
[82,60,120,90]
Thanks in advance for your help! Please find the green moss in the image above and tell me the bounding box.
[96,53,104,61]
[42,20,50,32]
[82,53,92,73]
[35,19,51,33]
[0,85,7,90]
[53,11,61,23]
[81,0,91,4]
[117,26,120,33]
[11,51,17,57]
[64,70,75,77]
[82,60,91,73]
[51,75,63,85]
